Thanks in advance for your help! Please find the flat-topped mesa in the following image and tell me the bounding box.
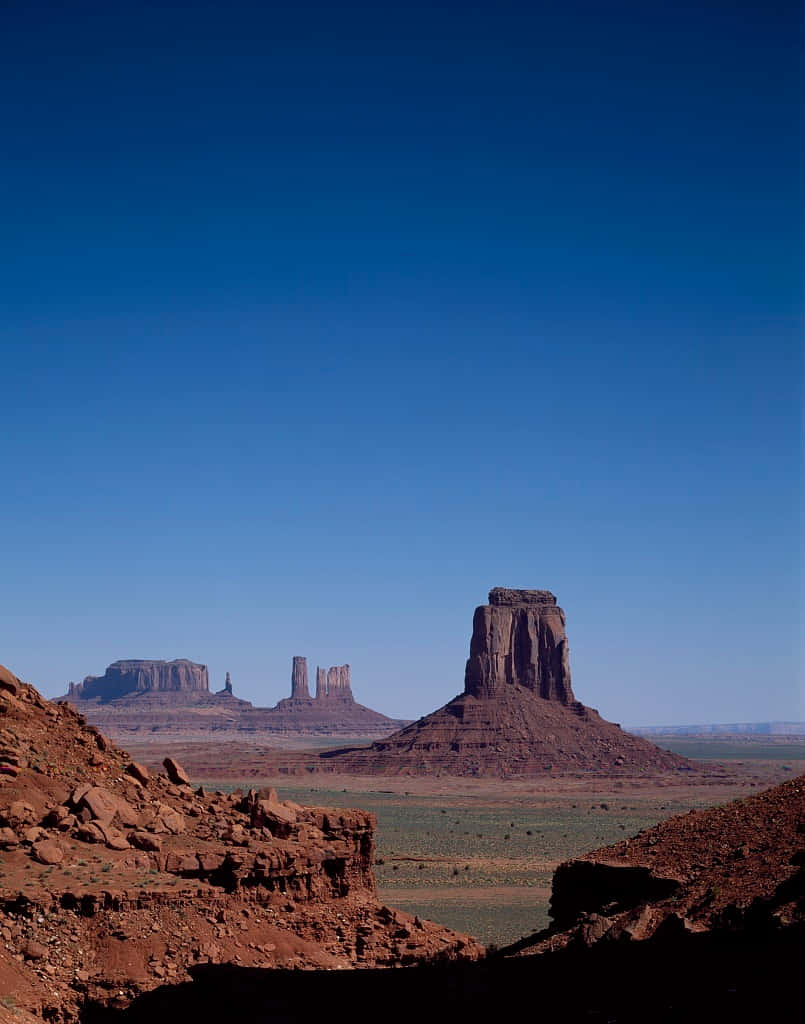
[290,656,310,700]
[70,659,210,701]
[464,588,574,703]
[326,664,353,701]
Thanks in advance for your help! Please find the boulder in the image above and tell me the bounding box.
[76,786,138,827]
[0,664,20,696]
[129,831,162,852]
[163,757,190,787]
[126,762,150,785]
[153,804,185,835]
[32,839,63,864]
[22,939,48,960]
[0,826,19,847]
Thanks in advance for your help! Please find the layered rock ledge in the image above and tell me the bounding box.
[0,664,480,1020]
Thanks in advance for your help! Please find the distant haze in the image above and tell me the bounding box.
[628,723,805,737]
[2,2,800,728]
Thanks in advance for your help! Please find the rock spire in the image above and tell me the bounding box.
[291,657,310,700]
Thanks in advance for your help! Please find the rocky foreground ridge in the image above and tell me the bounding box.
[61,657,408,741]
[507,772,804,956]
[316,589,690,777]
[0,664,479,1021]
[112,774,804,1022]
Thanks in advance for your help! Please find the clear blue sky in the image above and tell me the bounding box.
[2,1,800,725]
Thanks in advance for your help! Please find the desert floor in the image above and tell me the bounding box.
[123,734,804,947]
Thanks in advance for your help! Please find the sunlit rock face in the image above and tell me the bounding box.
[464,589,574,703]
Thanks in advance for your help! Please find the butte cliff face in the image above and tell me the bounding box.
[464,588,574,702]
[69,660,210,702]
[319,588,692,777]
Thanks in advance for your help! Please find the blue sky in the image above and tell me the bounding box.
[2,1,800,725]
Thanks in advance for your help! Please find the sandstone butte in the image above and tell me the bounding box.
[60,657,410,741]
[1,663,802,1022]
[312,588,693,777]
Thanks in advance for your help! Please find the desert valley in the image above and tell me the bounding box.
[1,590,802,1022]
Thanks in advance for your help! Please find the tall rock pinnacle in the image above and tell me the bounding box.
[315,667,326,701]
[463,588,574,703]
[291,656,310,700]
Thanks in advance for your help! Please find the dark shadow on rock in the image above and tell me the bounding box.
[82,927,804,1024]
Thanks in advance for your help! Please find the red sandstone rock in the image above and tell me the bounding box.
[0,664,20,696]
[32,839,63,864]
[512,774,805,955]
[129,831,162,852]
[126,761,150,785]
[0,671,482,1021]
[0,826,18,846]
[465,589,573,701]
[291,656,310,699]
[319,588,691,777]
[162,757,190,786]
[68,659,210,700]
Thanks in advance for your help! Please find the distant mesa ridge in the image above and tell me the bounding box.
[61,656,408,738]
[67,659,209,701]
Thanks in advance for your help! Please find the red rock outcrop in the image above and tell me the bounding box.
[0,664,481,1021]
[318,589,691,777]
[508,773,805,954]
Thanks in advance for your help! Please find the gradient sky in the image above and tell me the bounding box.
[2,1,801,726]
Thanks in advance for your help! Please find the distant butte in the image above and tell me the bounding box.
[317,588,692,776]
[60,657,409,741]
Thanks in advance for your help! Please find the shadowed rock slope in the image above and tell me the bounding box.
[320,589,690,776]
[0,664,480,1022]
[506,771,804,954]
[80,774,805,1024]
